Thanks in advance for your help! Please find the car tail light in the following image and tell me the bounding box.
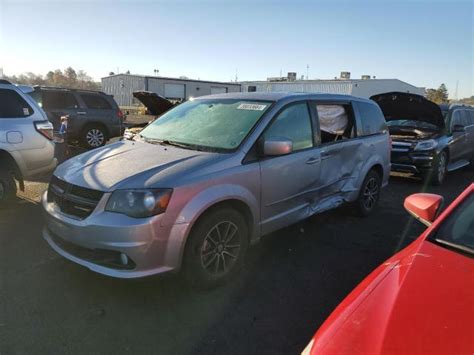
[34,120,54,140]
[117,110,125,121]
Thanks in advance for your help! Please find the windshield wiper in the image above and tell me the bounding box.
[141,137,197,150]
[434,238,474,255]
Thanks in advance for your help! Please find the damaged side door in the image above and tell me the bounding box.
[312,101,364,208]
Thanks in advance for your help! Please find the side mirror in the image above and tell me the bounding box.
[452,124,465,133]
[263,137,293,156]
[404,193,444,226]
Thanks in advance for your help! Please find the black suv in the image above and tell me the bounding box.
[28,87,124,149]
[371,92,474,185]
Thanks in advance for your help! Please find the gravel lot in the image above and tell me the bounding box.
[1,168,473,354]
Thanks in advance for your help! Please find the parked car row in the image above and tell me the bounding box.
[1,81,473,353]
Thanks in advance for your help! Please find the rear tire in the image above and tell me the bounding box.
[354,170,382,217]
[429,151,448,185]
[0,170,17,208]
[82,124,108,149]
[182,208,249,289]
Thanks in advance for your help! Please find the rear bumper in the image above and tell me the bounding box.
[23,158,58,181]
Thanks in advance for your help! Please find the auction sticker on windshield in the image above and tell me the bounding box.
[237,103,267,111]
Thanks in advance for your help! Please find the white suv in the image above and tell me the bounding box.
[0,80,57,206]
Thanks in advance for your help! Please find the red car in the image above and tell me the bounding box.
[303,183,474,355]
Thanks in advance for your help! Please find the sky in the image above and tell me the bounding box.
[0,0,473,98]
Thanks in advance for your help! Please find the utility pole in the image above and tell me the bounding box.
[455,80,459,100]
[306,64,309,80]
[235,68,238,82]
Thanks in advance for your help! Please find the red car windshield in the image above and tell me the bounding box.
[430,194,474,256]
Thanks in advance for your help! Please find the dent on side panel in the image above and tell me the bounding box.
[314,140,367,211]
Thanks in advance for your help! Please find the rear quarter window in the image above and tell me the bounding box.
[357,101,387,136]
[80,94,113,110]
[0,89,34,118]
[42,91,79,110]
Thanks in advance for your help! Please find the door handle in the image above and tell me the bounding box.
[77,111,87,115]
[306,157,320,165]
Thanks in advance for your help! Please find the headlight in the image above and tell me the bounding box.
[414,139,438,151]
[105,189,172,218]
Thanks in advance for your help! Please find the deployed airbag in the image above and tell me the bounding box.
[317,105,348,134]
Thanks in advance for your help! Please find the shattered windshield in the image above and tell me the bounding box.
[139,99,271,151]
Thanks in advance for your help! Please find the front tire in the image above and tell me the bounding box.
[0,170,17,208]
[82,124,108,149]
[182,208,249,289]
[430,151,448,185]
[354,170,382,217]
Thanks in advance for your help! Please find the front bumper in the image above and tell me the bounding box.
[41,191,190,278]
[391,150,436,175]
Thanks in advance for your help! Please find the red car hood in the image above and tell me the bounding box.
[311,239,474,354]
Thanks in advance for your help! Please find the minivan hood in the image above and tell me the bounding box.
[132,91,174,116]
[370,92,445,128]
[54,140,222,191]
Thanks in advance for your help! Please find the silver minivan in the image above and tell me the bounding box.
[42,92,390,287]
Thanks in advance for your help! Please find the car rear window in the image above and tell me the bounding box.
[42,91,79,110]
[0,88,34,118]
[357,101,387,135]
[80,94,112,110]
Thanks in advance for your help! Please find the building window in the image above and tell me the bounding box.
[248,86,257,92]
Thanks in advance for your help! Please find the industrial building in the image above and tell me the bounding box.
[240,72,425,98]
[102,72,426,107]
[101,74,241,106]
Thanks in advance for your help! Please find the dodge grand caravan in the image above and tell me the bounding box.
[42,92,390,287]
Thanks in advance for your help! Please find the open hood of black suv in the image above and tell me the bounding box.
[132,91,174,116]
[370,92,444,128]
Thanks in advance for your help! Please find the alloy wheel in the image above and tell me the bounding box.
[86,129,105,147]
[200,221,241,276]
[362,177,379,211]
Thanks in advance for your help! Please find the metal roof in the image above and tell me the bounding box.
[102,73,240,86]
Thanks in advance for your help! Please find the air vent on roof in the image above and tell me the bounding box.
[340,72,351,79]
[361,75,371,80]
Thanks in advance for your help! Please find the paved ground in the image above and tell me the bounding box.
[1,168,473,354]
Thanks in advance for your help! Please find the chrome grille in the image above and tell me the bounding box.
[47,176,104,220]
[391,141,413,152]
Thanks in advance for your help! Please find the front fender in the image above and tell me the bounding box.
[163,183,260,270]
[176,183,259,236]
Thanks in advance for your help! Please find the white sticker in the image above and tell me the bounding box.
[23,108,30,116]
[237,103,267,111]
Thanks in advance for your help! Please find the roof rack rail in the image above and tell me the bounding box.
[33,85,106,95]
[0,79,12,85]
